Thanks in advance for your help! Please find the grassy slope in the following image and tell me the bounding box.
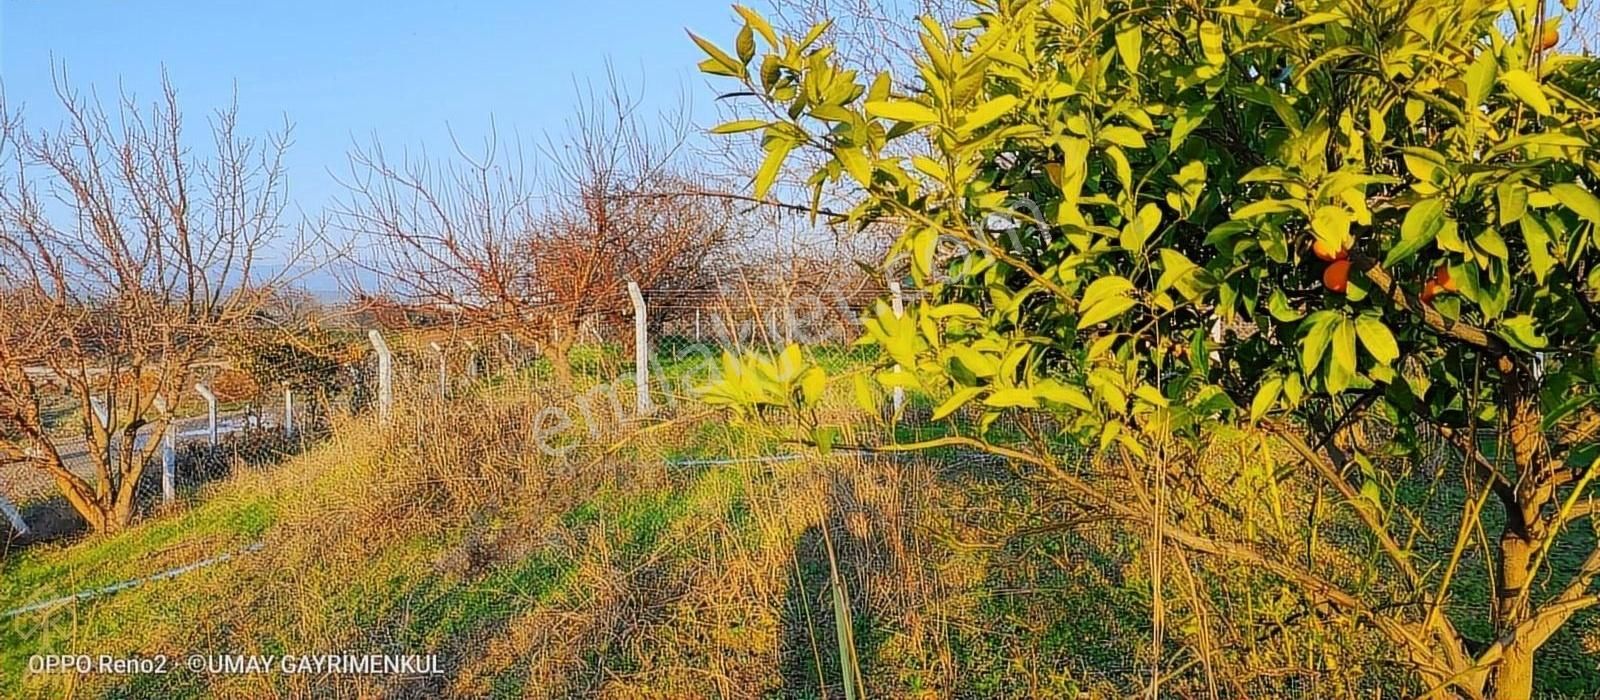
[3,352,1599,698]
[1,392,1134,698]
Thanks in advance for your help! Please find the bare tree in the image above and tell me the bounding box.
[0,72,304,532]
[690,1,968,256]
[766,0,966,79]
[339,71,738,382]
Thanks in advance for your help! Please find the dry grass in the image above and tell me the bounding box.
[3,365,1595,698]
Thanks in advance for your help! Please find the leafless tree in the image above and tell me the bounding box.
[690,1,967,257]
[0,72,307,532]
[338,70,739,382]
[766,0,966,79]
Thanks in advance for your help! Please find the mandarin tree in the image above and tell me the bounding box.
[696,0,1600,695]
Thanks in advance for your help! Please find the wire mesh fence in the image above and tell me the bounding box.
[0,278,896,542]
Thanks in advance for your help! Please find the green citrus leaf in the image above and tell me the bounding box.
[689,31,746,78]
[931,386,984,420]
[1116,25,1143,73]
[1077,297,1136,329]
[865,100,939,124]
[1099,125,1146,149]
[835,146,873,187]
[1498,315,1549,351]
[960,95,1018,134]
[984,387,1039,409]
[1311,206,1352,249]
[1354,315,1399,366]
[1034,380,1094,411]
[753,139,794,200]
[711,119,768,134]
[1199,21,1225,65]
[1551,183,1600,224]
[1251,375,1284,421]
[1300,311,1338,375]
[733,5,778,46]
[1385,198,1446,267]
[1500,70,1551,116]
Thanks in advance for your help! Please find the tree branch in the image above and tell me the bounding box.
[1347,252,1513,360]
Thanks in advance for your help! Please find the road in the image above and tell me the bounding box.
[0,410,275,506]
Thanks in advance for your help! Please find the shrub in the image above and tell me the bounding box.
[697,0,1600,695]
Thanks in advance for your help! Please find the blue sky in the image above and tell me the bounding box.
[0,0,738,217]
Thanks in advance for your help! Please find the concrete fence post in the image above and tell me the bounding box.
[89,396,110,431]
[627,280,651,415]
[500,332,516,369]
[888,280,906,419]
[162,422,177,503]
[88,395,112,467]
[194,383,218,446]
[430,341,447,399]
[369,330,393,422]
[0,492,26,537]
[155,395,175,505]
[283,387,294,435]
[695,309,702,339]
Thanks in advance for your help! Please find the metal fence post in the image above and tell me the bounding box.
[430,341,447,399]
[627,280,651,415]
[369,330,393,422]
[888,280,906,419]
[0,490,27,537]
[194,383,218,446]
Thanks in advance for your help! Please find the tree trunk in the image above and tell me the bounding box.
[109,496,136,533]
[1492,643,1536,700]
[1491,370,1549,700]
[34,444,115,533]
[1493,529,1536,700]
[54,475,110,532]
[548,333,576,386]
[109,457,147,532]
[27,425,142,534]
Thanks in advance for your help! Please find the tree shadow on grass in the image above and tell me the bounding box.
[11,497,87,547]
[778,474,884,699]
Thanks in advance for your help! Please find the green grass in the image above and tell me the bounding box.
[0,490,275,609]
[0,484,279,693]
[1389,471,1600,697]
[7,365,1600,698]
[401,550,576,650]
[0,416,767,696]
